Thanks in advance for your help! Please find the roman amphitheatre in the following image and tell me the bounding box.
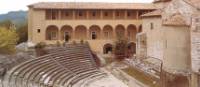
[0,0,200,87]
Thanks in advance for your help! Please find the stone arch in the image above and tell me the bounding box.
[127,42,136,54]
[127,24,137,41]
[103,43,113,54]
[46,25,59,40]
[75,25,87,40]
[89,25,101,40]
[115,24,125,38]
[138,25,142,33]
[103,25,113,39]
[60,25,73,41]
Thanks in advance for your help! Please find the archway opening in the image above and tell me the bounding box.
[75,25,87,40]
[103,44,113,54]
[46,25,59,40]
[127,42,136,54]
[116,25,125,38]
[127,24,137,41]
[138,25,142,33]
[89,25,101,40]
[61,25,73,42]
[103,25,113,40]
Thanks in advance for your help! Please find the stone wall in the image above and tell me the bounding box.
[191,16,200,73]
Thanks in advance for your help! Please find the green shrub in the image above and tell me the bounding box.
[35,42,46,49]
[80,39,84,44]
[0,27,19,54]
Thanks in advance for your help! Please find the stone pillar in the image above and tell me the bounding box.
[86,10,89,19]
[72,29,75,40]
[113,27,116,40]
[125,10,127,19]
[136,10,139,19]
[87,29,90,40]
[191,73,199,87]
[58,29,61,41]
[100,10,103,19]
[113,10,115,20]
[100,28,103,40]
[125,26,128,39]
[58,10,61,20]
[72,10,75,20]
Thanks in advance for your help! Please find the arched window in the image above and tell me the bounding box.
[103,25,113,39]
[61,25,73,41]
[75,25,87,40]
[103,44,113,54]
[116,25,125,38]
[46,25,59,40]
[89,25,101,40]
[127,24,137,41]
[92,32,97,40]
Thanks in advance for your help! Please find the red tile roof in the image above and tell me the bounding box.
[163,13,189,26]
[141,9,162,18]
[28,2,156,10]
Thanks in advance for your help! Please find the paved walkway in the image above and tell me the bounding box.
[87,69,129,87]
[86,68,146,87]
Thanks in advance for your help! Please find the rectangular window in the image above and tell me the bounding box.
[104,12,108,16]
[104,32,109,39]
[52,11,57,20]
[116,11,120,17]
[79,11,83,16]
[45,10,52,20]
[37,29,40,33]
[65,12,69,16]
[150,23,154,30]
[51,32,57,40]
[127,12,131,17]
[45,10,59,20]
[92,12,96,16]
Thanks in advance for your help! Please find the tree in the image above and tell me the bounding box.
[16,23,28,44]
[114,32,129,60]
[0,20,13,30]
[0,27,19,54]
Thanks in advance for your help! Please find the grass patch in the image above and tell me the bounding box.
[122,67,160,87]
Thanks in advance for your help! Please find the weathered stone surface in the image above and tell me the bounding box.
[191,16,200,73]
[0,52,35,77]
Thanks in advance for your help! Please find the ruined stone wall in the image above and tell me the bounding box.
[162,0,195,26]
[191,15,200,73]
[141,17,164,60]
[163,25,191,74]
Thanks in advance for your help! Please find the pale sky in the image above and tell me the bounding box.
[0,0,153,14]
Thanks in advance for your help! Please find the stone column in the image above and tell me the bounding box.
[136,10,139,19]
[87,28,90,40]
[113,27,116,40]
[72,10,75,20]
[72,29,75,40]
[86,10,89,19]
[125,10,127,19]
[113,10,115,20]
[58,10,61,20]
[100,28,103,40]
[100,10,103,19]
[58,29,61,41]
[125,27,128,39]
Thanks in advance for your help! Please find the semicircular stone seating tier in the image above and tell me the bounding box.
[3,44,107,87]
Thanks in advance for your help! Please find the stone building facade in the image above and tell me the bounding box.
[140,0,200,87]
[28,2,155,54]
